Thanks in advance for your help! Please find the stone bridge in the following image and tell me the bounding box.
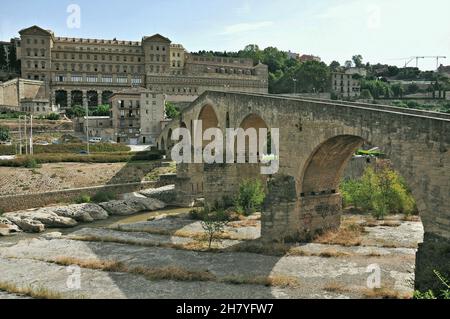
[158,91,450,289]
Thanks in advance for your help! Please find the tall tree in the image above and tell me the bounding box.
[329,60,340,71]
[0,44,7,70]
[352,55,363,68]
[8,43,19,73]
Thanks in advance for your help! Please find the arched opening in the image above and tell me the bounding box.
[238,113,269,163]
[160,137,165,151]
[167,129,173,150]
[87,91,98,107]
[197,105,219,149]
[301,135,364,196]
[71,90,83,107]
[102,91,113,105]
[55,90,67,108]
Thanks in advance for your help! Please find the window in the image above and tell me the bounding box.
[117,76,128,84]
[131,77,141,85]
[86,76,98,83]
[56,75,65,82]
[71,75,83,82]
[102,76,113,83]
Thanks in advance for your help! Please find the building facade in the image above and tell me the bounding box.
[331,67,367,98]
[110,88,165,145]
[16,26,269,111]
[20,98,58,116]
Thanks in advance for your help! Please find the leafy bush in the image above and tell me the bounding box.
[24,158,40,169]
[91,191,116,203]
[47,113,60,121]
[341,160,417,219]
[235,179,266,216]
[0,126,10,142]
[414,271,450,299]
[75,194,91,204]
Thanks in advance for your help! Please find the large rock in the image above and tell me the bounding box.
[122,193,167,211]
[99,194,166,216]
[99,200,147,216]
[139,185,176,203]
[0,217,22,236]
[51,203,109,222]
[6,217,45,233]
[4,209,77,229]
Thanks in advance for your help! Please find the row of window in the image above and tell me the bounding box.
[55,45,141,53]
[55,75,142,84]
[54,52,143,62]
[54,63,144,73]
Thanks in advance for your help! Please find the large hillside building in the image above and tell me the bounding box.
[16,26,269,110]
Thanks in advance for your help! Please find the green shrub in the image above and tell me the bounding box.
[341,160,417,219]
[414,271,450,299]
[91,191,116,203]
[75,194,91,204]
[235,179,266,216]
[0,126,10,142]
[47,113,60,121]
[24,158,40,169]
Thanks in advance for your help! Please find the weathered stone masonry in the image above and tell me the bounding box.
[159,91,450,290]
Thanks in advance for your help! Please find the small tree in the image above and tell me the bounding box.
[235,179,266,216]
[0,126,10,142]
[47,113,60,121]
[201,209,229,249]
[92,104,110,116]
[165,101,180,119]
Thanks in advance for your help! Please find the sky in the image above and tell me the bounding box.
[0,0,449,70]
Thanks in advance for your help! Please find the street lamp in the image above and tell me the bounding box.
[293,78,297,95]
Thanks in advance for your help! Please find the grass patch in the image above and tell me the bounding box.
[362,287,411,299]
[313,223,365,247]
[0,281,63,299]
[221,275,300,288]
[46,256,297,287]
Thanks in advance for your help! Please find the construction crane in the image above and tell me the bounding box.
[404,56,447,69]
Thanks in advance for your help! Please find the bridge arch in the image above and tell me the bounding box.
[238,113,270,163]
[300,135,364,196]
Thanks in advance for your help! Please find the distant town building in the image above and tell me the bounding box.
[74,116,114,141]
[15,25,269,111]
[20,98,59,115]
[299,54,321,63]
[110,87,165,145]
[286,50,300,60]
[0,78,48,111]
[331,67,367,98]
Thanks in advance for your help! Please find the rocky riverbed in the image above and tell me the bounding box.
[0,196,424,299]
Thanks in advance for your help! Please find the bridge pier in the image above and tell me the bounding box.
[261,175,342,242]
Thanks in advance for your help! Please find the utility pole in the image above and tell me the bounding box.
[18,115,22,155]
[85,104,90,154]
[24,115,28,155]
[293,78,297,95]
[29,115,33,155]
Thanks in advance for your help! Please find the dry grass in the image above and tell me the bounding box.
[318,249,352,258]
[130,266,216,282]
[323,282,411,299]
[364,220,401,228]
[49,256,215,282]
[323,282,350,293]
[45,256,299,287]
[314,224,364,247]
[0,281,63,299]
[221,275,300,288]
[51,256,127,272]
[362,287,411,299]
